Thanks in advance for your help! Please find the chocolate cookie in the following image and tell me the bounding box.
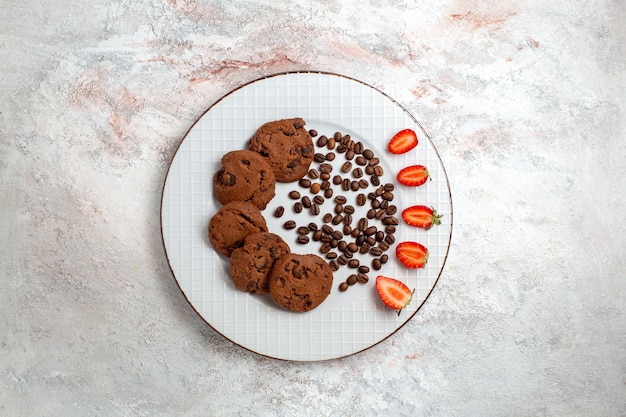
[269,254,333,312]
[249,118,314,182]
[230,232,291,294]
[214,150,276,210]
[208,202,268,257]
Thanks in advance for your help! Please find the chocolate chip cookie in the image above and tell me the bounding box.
[249,118,314,182]
[214,149,276,210]
[269,253,333,312]
[230,232,291,294]
[208,202,268,257]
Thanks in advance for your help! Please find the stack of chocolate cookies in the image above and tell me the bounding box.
[208,118,333,313]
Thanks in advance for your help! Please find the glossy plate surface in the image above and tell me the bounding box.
[161,72,452,361]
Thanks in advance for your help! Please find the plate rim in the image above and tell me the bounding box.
[159,70,454,361]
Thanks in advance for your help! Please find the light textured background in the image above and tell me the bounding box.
[1,0,625,416]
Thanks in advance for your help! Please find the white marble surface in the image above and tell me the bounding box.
[1,0,625,415]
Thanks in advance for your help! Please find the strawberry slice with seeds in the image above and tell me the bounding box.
[388,129,418,154]
[402,206,442,230]
[375,276,415,315]
[396,241,429,269]
[397,165,430,187]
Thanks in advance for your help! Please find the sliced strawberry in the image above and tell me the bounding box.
[375,276,414,315]
[388,129,418,154]
[396,241,429,269]
[402,206,442,230]
[397,165,430,187]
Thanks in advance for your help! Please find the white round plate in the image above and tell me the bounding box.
[161,72,452,361]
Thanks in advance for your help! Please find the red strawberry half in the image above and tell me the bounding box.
[397,165,430,187]
[402,206,442,230]
[375,276,414,315]
[388,129,418,154]
[396,241,429,269]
